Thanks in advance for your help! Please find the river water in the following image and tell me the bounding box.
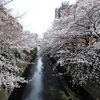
[22,57,43,100]
[8,55,62,100]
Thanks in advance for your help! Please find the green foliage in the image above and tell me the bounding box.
[59,90,70,100]
[59,86,80,100]
[13,50,21,59]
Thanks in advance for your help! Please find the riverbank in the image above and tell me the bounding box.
[8,49,37,100]
[48,55,95,100]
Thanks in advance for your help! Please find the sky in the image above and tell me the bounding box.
[7,0,76,37]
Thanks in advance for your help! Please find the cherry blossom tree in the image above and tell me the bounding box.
[41,0,100,85]
[0,0,38,90]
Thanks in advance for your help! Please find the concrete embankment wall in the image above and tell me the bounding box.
[49,56,95,100]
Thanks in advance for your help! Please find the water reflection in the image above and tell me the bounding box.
[22,57,43,100]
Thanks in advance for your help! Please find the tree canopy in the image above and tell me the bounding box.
[0,0,38,89]
[41,0,100,85]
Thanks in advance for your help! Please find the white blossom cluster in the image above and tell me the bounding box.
[0,2,38,89]
[41,0,100,85]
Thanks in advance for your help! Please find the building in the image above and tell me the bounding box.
[55,8,60,18]
[55,1,69,18]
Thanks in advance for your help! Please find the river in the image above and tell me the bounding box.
[22,57,43,100]
[8,54,95,100]
[21,55,62,100]
[8,55,62,100]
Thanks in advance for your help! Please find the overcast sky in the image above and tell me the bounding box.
[7,0,76,36]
